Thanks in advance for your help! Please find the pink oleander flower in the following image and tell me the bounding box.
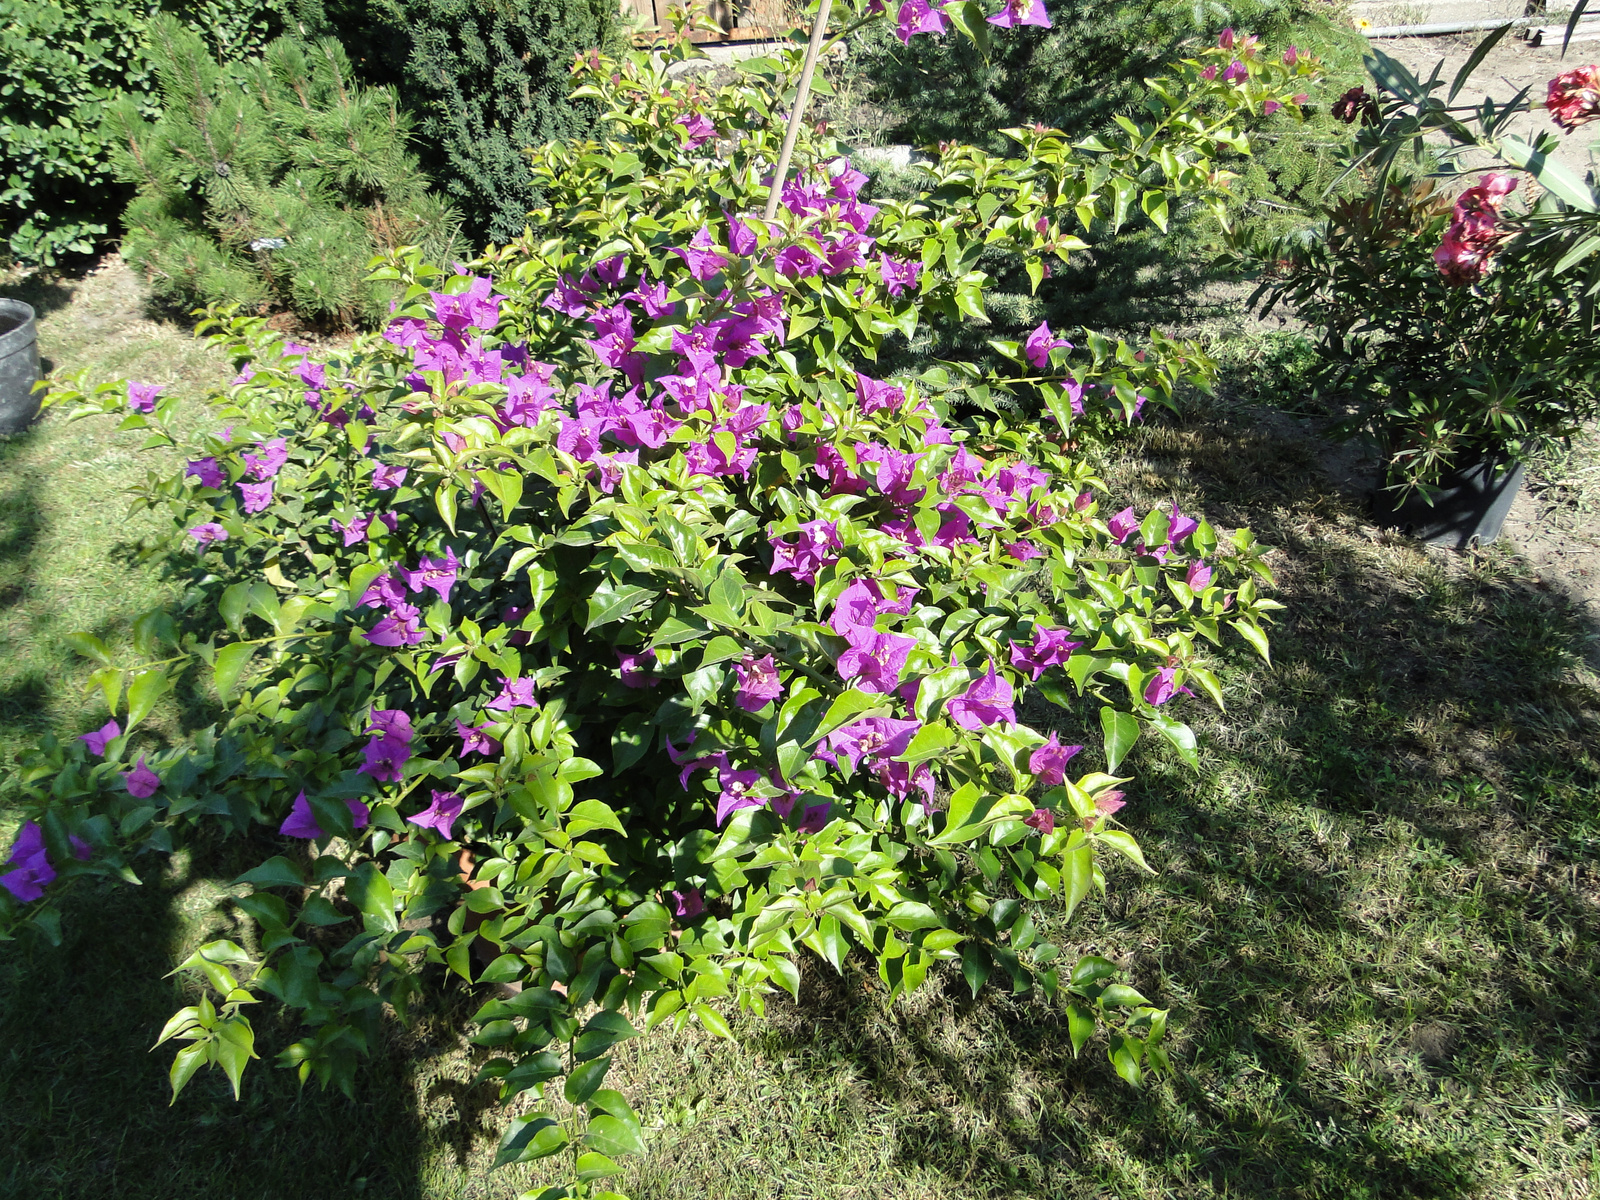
[1548,64,1600,132]
[735,654,783,711]
[987,0,1050,27]
[280,791,371,840]
[1435,173,1519,287]
[945,662,1016,730]
[408,790,464,840]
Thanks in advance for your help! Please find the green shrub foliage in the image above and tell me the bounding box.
[107,17,461,329]
[843,2,1368,332]
[10,9,1309,1192]
[0,0,286,267]
[284,0,621,245]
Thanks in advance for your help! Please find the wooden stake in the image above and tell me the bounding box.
[763,0,835,221]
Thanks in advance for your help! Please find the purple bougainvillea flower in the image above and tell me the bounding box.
[123,757,162,798]
[1186,559,1213,589]
[332,514,373,547]
[70,835,91,861]
[127,381,164,413]
[359,572,408,611]
[987,0,1051,27]
[1143,666,1193,707]
[186,458,225,489]
[896,0,948,42]
[358,733,411,783]
[239,480,275,515]
[677,112,717,148]
[1223,59,1247,83]
[1029,733,1083,786]
[795,802,832,835]
[735,654,783,712]
[855,372,906,415]
[487,675,539,711]
[829,579,918,636]
[726,212,759,256]
[626,278,676,319]
[1006,541,1044,562]
[1107,506,1138,544]
[1167,502,1199,543]
[403,547,459,604]
[823,716,922,775]
[544,274,593,319]
[1024,320,1071,368]
[594,254,628,287]
[188,523,229,545]
[430,276,502,333]
[879,254,923,297]
[371,463,408,490]
[79,719,120,757]
[243,438,288,481]
[855,443,925,507]
[280,791,371,840]
[1009,625,1083,680]
[362,609,425,647]
[813,445,869,496]
[456,719,501,757]
[1,821,54,902]
[715,764,767,826]
[1096,790,1127,817]
[671,225,728,282]
[366,709,413,743]
[295,360,327,391]
[670,887,705,919]
[945,663,1016,730]
[837,628,917,694]
[775,244,824,279]
[1023,807,1056,834]
[768,519,842,584]
[408,790,464,840]
[618,649,660,688]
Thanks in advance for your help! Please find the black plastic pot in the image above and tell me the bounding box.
[1373,455,1525,550]
[0,298,41,435]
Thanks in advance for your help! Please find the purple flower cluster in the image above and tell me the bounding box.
[1,821,91,902]
[358,549,458,647]
[356,709,413,783]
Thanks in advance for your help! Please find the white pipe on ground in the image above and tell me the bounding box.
[1361,14,1599,36]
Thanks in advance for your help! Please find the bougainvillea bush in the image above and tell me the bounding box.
[4,5,1311,1193]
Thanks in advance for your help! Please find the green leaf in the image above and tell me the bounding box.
[235,857,307,889]
[64,631,112,665]
[1498,136,1598,213]
[1147,713,1198,770]
[213,643,254,701]
[809,688,890,746]
[435,483,459,534]
[492,1115,568,1168]
[219,583,249,633]
[564,1055,611,1104]
[584,1113,647,1159]
[573,1010,638,1061]
[1067,1003,1095,1056]
[961,942,991,998]
[567,799,625,838]
[586,584,654,631]
[1094,829,1153,873]
[1099,707,1139,772]
[168,1043,208,1104]
[126,669,173,730]
[1070,955,1120,988]
[692,1002,733,1040]
[575,1151,623,1183]
[886,901,942,930]
[1061,844,1093,921]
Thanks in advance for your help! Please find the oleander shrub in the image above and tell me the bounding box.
[106,17,461,329]
[6,8,1309,1193]
[0,0,287,267]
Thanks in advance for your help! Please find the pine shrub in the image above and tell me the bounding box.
[0,0,286,268]
[283,0,623,245]
[106,18,460,328]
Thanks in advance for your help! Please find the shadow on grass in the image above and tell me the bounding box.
[630,403,1600,1200]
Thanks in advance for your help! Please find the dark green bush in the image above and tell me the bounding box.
[284,0,622,245]
[0,0,286,268]
[843,1,1369,333]
[107,17,460,328]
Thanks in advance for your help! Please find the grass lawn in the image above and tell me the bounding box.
[2,271,1598,1199]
